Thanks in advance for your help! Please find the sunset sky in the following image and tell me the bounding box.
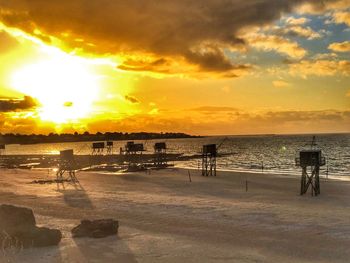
[0,0,349,135]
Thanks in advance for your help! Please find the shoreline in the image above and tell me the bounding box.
[174,164,350,180]
[1,150,348,178]
[4,162,349,180]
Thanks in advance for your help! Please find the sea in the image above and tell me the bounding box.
[2,133,350,177]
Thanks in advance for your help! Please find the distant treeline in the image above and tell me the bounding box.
[0,132,200,145]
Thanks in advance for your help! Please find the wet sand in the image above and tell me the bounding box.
[0,167,350,262]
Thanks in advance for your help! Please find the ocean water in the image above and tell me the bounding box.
[2,134,349,176]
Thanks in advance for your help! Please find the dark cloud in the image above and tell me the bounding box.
[184,46,250,73]
[125,95,140,104]
[0,96,37,112]
[118,58,172,74]
[0,0,339,76]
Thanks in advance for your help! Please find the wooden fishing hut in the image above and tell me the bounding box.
[0,144,5,155]
[106,141,113,155]
[295,136,326,196]
[202,144,217,176]
[154,142,167,167]
[56,149,79,184]
[92,142,105,155]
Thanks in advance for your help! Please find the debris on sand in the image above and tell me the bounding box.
[29,179,74,184]
[71,219,119,238]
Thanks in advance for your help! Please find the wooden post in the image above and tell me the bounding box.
[214,156,217,176]
[301,167,306,195]
[315,166,320,195]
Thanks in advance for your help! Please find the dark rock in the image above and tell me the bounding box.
[0,204,36,230]
[15,227,62,247]
[0,204,62,248]
[72,219,119,238]
[1,227,62,248]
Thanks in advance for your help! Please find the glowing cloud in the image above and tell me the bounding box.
[328,41,350,52]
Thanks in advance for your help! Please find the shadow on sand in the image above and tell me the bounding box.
[0,244,63,263]
[72,236,138,263]
[57,181,94,209]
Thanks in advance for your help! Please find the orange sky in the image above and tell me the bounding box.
[0,0,349,135]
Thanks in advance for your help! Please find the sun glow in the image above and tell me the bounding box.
[11,51,100,123]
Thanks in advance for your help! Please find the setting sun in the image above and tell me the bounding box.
[11,51,100,123]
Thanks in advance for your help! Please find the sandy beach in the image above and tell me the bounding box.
[0,167,350,263]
